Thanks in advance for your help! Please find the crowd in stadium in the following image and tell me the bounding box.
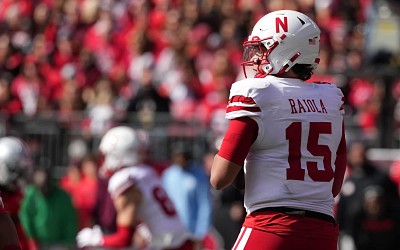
[1,0,398,139]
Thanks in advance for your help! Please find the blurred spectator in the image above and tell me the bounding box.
[153,23,200,120]
[389,160,400,193]
[60,163,81,207]
[337,141,400,248]
[211,186,245,250]
[56,76,85,125]
[60,163,81,193]
[351,186,400,250]
[165,58,203,122]
[60,154,98,229]
[19,167,78,250]
[162,143,213,249]
[347,78,384,141]
[10,59,49,117]
[126,62,171,125]
[127,28,156,91]
[81,78,118,137]
[203,150,244,250]
[391,80,400,138]
[75,154,98,228]
[0,73,22,119]
[91,176,116,235]
[196,49,235,125]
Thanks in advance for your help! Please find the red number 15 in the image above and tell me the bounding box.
[286,122,333,182]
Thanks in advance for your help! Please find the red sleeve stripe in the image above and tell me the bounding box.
[229,95,256,104]
[226,106,261,113]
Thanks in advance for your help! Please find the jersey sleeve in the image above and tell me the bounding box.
[218,117,258,166]
[225,79,265,120]
[337,87,345,116]
[317,82,345,116]
[108,170,138,199]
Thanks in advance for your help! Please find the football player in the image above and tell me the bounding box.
[0,136,32,250]
[76,126,194,250]
[210,10,347,250]
[0,199,21,250]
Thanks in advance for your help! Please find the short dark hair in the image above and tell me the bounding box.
[291,64,314,81]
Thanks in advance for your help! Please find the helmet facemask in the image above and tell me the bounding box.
[241,34,287,78]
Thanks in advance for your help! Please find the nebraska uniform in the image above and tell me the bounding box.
[227,76,344,217]
[108,165,192,249]
[210,9,347,250]
[77,126,195,250]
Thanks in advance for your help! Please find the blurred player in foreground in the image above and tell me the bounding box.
[0,136,32,250]
[210,10,347,250]
[0,199,21,250]
[76,126,194,250]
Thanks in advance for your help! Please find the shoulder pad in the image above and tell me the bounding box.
[226,78,267,119]
[108,168,137,198]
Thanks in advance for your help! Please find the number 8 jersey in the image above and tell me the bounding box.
[226,75,345,217]
[108,165,192,249]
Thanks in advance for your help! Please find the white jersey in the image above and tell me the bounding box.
[108,165,191,249]
[226,76,345,217]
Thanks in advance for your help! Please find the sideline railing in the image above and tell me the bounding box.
[4,112,213,176]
